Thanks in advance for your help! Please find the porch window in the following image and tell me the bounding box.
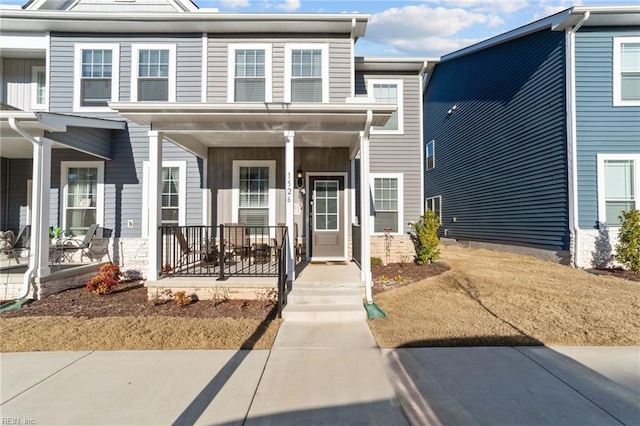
[285,44,328,103]
[372,174,403,234]
[131,44,176,102]
[162,167,180,225]
[61,161,104,236]
[426,196,442,222]
[238,166,269,227]
[369,79,404,134]
[613,37,640,106]
[73,43,119,111]
[598,155,638,226]
[32,66,46,110]
[141,161,187,236]
[314,180,339,231]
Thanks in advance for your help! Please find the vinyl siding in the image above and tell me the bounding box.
[5,158,32,232]
[575,27,640,229]
[70,0,178,12]
[207,37,352,103]
[423,29,569,250]
[355,73,423,233]
[49,33,202,115]
[2,58,45,111]
[0,157,7,230]
[45,127,113,159]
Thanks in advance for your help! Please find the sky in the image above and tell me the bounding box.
[1,0,638,57]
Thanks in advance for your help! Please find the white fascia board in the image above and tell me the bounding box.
[0,32,47,50]
[108,101,395,114]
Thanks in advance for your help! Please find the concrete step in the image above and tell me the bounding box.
[292,281,362,289]
[287,288,363,305]
[282,304,367,322]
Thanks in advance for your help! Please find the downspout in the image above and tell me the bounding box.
[8,117,41,299]
[567,11,590,268]
[362,110,373,304]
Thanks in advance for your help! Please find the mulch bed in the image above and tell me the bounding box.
[371,262,450,295]
[586,268,640,283]
[0,281,276,320]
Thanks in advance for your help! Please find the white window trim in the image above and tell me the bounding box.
[227,43,273,103]
[131,43,177,102]
[426,139,435,170]
[284,43,329,103]
[231,160,276,228]
[368,79,404,135]
[73,43,120,112]
[60,161,105,235]
[142,160,187,238]
[370,173,404,235]
[31,66,46,111]
[596,153,640,226]
[426,195,442,222]
[613,37,640,107]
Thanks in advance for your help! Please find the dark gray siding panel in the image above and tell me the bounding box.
[45,127,113,159]
[5,158,32,232]
[575,27,640,229]
[0,157,7,230]
[423,29,569,250]
[49,33,202,115]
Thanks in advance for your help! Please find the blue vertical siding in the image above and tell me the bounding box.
[575,27,640,229]
[423,29,569,250]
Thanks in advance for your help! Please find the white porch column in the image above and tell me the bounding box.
[32,137,52,279]
[148,131,163,281]
[359,132,373,303]
[285,131,295,282]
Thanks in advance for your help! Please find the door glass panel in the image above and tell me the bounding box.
[314,180,338,231]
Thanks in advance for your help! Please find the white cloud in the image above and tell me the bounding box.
[219,0,249,8]
[532,0,582,20]
[423,0,529,14]
[274,0,301,12]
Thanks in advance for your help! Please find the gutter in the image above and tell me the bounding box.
[567,11,590,268]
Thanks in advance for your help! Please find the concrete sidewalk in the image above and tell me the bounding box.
[1,344,638,425]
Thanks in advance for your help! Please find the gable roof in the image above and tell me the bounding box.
[23,0,199,12]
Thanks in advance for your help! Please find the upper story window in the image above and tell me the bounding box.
[74,43,120,112]
[368,79,404,134]
[597,154,639,226]
[426,140,435,170]
[613,37,640,106]
[285,44,329,103]
[132,44,176,102]
[228,44,272,102]
[32,66,46,110]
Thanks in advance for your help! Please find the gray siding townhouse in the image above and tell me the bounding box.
[423,6,640,268]
[0,0,427,302]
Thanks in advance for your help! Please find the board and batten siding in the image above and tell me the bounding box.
[355,73,423,233]
[2,58,45,111]
[575,27,640,229]
[423,29,569,250]
[49,33,202,115]
[207,37,352,103]
[5,158,32,232]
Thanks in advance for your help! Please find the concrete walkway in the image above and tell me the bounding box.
[1,344,638,425]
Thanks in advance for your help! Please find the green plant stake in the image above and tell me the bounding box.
[615,209,640,273]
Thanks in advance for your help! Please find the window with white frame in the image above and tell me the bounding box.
[372,174,403,233]
[369,80,403,133]
[426,196,442,222]
[285,44,328,103]
[74,43,119,111]
[597,154,639,226]
[232,161,275,229]
[426,140,435,170]
[32,66,46,110]
[131,44,176,102]
[141,161,187,236]
[613,37,640,106]
[162,167,180,225]
[61,161,104,236]
[314,180,339,231]
[228,44,272,102]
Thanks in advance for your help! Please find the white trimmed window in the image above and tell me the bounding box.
[131,44,176,102]
[232,161,276,228]
[597,154,639,226]
[426,196,442,222]
[32,66,46,110]
[228,44,272,102]
[142,161,187,236]
[73,43,120,111]
[369,79,404,134]
[613,37,640,106]
[285,43,329,103]
[426,140,435,170]
[371,173,403,234]
[61,161,104,236]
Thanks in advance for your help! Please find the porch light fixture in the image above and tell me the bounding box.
[296,166,304,189]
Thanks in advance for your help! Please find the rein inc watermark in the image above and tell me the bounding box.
[1,418,35,425]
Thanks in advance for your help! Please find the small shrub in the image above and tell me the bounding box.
[255,288,277,307]
[84,262,122,295]
[209,286,230,308]
[615,209,640,273]
[371,257,383,268]
[409,211,441,265]
[394,275,404,283]
[150,289,172,306]
[174,291,194,307]
[398,255,412,267]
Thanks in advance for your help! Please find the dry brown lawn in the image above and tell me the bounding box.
[369,245,640,347]
[0,316,281,352]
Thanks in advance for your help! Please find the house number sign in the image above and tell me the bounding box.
[287,172,293,203]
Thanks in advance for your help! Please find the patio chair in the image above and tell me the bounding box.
[2,225,31,265]
[61,224,99,262]
[173,227,217,270]
[224,223,251,263]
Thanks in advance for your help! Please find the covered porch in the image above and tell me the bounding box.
[110,101,395,302]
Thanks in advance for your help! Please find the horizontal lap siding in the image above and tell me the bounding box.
[45,127,113,159]
[207,37,351,103]
[575,27,640,229]
[423,29,569,250]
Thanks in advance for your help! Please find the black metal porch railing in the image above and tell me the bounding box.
[277,227,288,318]
[352,224,361,267]
[159,225,287,278]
